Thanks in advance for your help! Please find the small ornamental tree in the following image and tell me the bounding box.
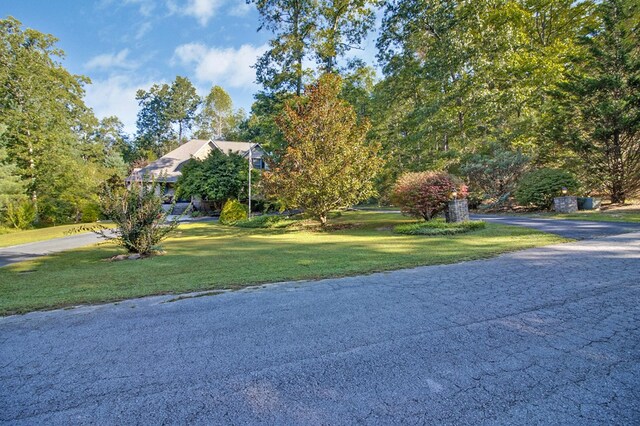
[98,179,181,255]
[391,172,468,221]
[264,74,383,225]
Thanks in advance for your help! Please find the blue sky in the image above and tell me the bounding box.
[2,0,379,135]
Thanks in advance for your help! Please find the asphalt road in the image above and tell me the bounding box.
[471,214,640,239]
[1,231,639,424]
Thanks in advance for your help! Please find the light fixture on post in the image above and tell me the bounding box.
[561,187,568,195]
[451,190,458,200]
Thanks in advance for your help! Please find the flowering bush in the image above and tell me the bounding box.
[391,172,467,221]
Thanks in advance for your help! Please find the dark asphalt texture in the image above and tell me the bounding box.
[471,214,640,239]
[1,231,639,424]
[0,233,104,268]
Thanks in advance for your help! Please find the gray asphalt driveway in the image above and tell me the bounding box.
[0,232,106,267]
[1,232,639,424]
[472,214,640,239]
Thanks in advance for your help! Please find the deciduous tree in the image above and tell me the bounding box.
[264,74,382,225]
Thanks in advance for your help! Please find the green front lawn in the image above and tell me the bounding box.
[0,222,114,248]
[0,212,568,315]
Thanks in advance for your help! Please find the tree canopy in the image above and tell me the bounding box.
[264,74,382,224]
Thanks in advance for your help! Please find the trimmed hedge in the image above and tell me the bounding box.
[394,220,486,236]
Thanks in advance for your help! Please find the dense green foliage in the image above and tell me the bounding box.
[2,0,638,236]
[265,74,383,225]
[98,180,180,254]
[374,0,593,174]
[194,86,245,140]
[219,199,248,225]
[394,220,486,236]
[4,199,36,230]
[135,76,200,158]
[515,169,579,209]
[0,18,125,226]
[549,0,640,203]
[461,147,529,200]
[0,146,25,215]
[391,172,467,221]
[176,150,253,211]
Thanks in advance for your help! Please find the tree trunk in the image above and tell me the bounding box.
[610,130,625,204]
[319,214,327,226]
[293,4,302,96]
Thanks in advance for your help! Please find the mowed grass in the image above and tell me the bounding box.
[0,212,568,315]
[0,222,114,248]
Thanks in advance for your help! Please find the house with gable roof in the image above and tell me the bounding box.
[127,139,267,210]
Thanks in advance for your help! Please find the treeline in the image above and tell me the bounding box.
[1,0,639,228]
[244,0,639,205]
[0,18,244,227]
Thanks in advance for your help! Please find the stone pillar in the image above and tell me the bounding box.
[553,196,578,213]
[445,199,470,223]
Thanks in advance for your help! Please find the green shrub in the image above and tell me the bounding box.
[219,199,247,225]
[80,201,101,223]
[97,180,180,254]
[4,200,36,229]
[515,169,579,209]
[394,220,486,236]
[236,214,299,229]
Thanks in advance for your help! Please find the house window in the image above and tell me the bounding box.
[252,158,264,169]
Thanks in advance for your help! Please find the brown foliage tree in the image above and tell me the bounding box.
[264,74,382,225]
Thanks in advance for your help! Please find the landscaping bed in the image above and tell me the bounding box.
[394,220,486,236]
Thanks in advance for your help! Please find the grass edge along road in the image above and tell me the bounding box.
[0,212,568,315]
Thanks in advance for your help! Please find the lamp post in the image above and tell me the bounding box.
[248,145,252,219]
[561,187,568,195]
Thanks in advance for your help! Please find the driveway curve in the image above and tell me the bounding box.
[0,232,105,267]
[1,232,639,424]
[472,214,640,239]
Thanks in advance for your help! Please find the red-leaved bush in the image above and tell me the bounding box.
[391,172,468,221]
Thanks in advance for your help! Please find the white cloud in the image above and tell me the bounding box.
[173,42,268,88]
[167,0,223,26]
[124,0,155,16]
[85,49,137,71]
[229,1,252,16]
[84,75,161,135]
[135,22,153,40]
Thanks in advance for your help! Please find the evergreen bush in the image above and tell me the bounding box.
[515,169,578,209]
[219,199,247,225]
